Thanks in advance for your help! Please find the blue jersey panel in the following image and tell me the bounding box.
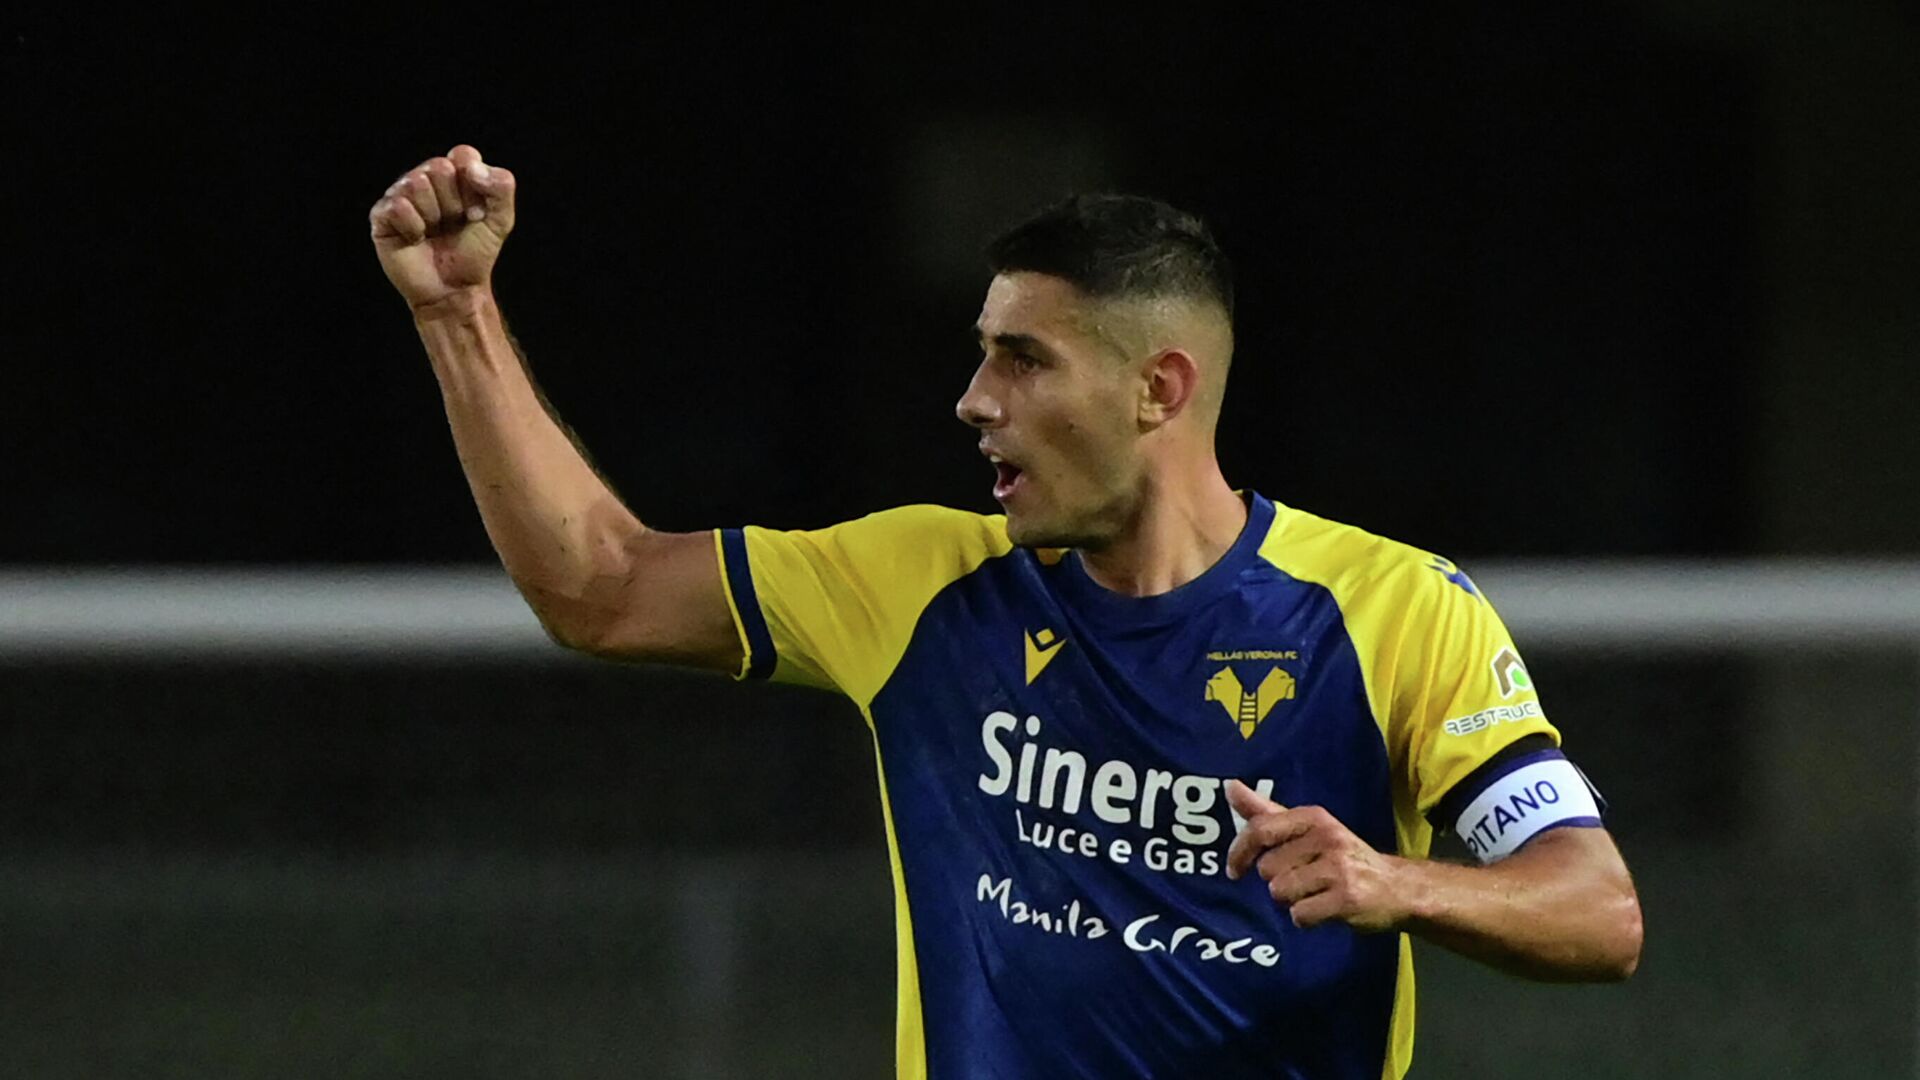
[870,495,1400,1079]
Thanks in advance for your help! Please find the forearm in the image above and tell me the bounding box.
[1395,828,1642,982]
[412,288,646,645]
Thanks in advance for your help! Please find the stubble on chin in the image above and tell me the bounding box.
[1004,511,1112,553]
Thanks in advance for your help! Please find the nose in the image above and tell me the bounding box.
[955,361,1003,429]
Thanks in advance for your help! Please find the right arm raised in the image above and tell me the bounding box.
[369,145,742,672]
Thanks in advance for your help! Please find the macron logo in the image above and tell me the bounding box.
[1025,628,1066,685]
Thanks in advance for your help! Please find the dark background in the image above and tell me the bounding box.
[5,5,1919,1077]
[23,4,1918,565]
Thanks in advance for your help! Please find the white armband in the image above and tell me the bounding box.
[1451,751,1602,863]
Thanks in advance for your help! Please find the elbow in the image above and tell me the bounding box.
[537,602,640,659]
[1590,885,1644,983]
[530,589,671,662]
[1610,896,1645,981]
[539,613,608,656]
[518,584,626,658]
[546,526,677,659]
[1576,831,1643,982]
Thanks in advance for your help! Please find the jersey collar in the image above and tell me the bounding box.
[1051,491,1275,624]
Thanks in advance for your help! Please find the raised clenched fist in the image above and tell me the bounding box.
[369,144,517,312]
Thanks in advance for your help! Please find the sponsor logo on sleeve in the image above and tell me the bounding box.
[1491,647,1533,698]
[1442,701,1543,737]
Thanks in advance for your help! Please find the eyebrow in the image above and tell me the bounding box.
[972,326,1053,357]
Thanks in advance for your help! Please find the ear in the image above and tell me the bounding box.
[1137,349,1200,431]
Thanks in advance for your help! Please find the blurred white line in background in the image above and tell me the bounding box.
[1,561,1919,658]
[0,567,548,658]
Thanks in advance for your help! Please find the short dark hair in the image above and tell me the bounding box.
[984,193,1233,319]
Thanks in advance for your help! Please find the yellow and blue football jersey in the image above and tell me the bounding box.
[716,492,1575,1079]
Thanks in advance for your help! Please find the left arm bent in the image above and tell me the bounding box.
[1393,825,1641,982]
[1224,782,1642,983]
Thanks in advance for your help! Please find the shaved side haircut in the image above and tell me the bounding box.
[985,193,1234,322]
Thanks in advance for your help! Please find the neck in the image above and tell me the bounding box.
[1077,457,1248,597]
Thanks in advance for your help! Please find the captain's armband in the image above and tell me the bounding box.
[1443,750,1604,863]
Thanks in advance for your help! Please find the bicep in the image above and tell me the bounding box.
[1505,822,1629,882]
[569,528,745,673]
[1499,825,1641,940]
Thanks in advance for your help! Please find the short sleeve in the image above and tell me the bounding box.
[1386,556,1561,819]
[714,505,1012,705]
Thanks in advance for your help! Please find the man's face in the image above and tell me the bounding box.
[957,272,1144,548]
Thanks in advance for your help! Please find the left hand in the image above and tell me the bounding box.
[1224,780,1411,933]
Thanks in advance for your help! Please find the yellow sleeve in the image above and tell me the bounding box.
[1380,555,1560,818]
[1256,507,1558,824]
[715,505,1013,707]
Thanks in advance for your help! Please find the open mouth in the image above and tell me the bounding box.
[993,461,1025,501]
[983,445,1027,503]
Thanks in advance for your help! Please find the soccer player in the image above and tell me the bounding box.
[370,144,1642,1079]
